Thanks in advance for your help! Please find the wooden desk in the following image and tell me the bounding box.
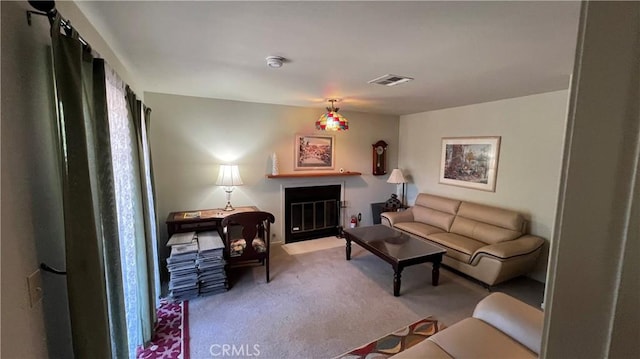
[166,206,259,237]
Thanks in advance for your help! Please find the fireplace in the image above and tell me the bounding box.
[284,185,341,243]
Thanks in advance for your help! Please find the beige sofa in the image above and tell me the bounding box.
[392,292,544,358]
[381,194,544,286]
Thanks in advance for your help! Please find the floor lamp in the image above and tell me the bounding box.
[387,169,407,207]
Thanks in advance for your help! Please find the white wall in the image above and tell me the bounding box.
[398,90,569,282]
[1,1,67,357]
[145,92,400,268]
[543,1,639,357]
[1,1,141,357]
[58,1,143,96]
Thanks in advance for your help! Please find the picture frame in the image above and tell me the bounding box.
[440,136,501,192]
[294,134,335,170]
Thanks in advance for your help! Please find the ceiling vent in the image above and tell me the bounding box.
[368,74,414,86]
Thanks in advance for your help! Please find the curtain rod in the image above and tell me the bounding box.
[27,7,89,47]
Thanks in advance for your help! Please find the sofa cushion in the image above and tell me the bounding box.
[412,206,456,232]
[427,232,485,263]
[450,217,522,245]
[415,194,461,214]
[395,222,445,238]
[457,202,525,232]
[428,317,537,359]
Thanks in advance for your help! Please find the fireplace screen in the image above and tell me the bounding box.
[290,200,338,233]
[285,185,341,243]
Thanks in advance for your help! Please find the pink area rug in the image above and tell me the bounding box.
[137,299,189,359]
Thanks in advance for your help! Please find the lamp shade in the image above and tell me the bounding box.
[316,111,348,131]
[316,99,348,131]
[216,165,243,186]
[387,169,407,184]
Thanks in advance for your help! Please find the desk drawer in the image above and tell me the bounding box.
[180,220,218,230]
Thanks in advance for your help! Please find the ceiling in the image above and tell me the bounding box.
[75,1,581,116]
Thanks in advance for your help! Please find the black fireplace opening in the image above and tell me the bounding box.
[285,185,341,243]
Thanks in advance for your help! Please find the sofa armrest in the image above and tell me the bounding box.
[470,235,544,264]
[380,208,414,227]
[472,292,544,355]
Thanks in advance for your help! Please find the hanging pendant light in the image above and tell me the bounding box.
[316,99,349,131]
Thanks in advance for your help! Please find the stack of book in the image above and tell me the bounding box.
[166,232,199,301]
[196,231,228,296]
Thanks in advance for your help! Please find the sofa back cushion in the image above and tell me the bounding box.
[415,194,461,214]
[450,202,524,245]
[413,194,461,231]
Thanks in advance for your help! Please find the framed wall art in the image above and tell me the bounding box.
[294,134,335,170]
[440,136,501,192]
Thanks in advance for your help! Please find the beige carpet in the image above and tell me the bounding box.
[281,236,345,255]
[187,242,544,358]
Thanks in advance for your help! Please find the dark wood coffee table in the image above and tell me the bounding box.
[343,225,446,296]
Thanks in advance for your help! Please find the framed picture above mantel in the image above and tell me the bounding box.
[294,134,335,170]
[440,136,501,192]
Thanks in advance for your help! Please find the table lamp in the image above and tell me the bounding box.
[387,168,407,207]
[216,164,244,211]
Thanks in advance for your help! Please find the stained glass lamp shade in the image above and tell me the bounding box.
[316,99,349,131]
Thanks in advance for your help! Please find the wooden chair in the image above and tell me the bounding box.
[221,211,275,283]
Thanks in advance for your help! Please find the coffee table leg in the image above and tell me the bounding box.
[346,238,352,260]
[432,256,442,286]
[394,267,403,296]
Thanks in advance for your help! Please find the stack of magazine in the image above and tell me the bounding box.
[166,231,199,301]
[196,231,228,296]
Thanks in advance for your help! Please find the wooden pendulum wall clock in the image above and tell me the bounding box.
[372,140,388,175]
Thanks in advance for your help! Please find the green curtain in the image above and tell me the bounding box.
[93,58,129,359]
[144,106,162,313]
[50,11,163,358]
[124,88,157,343]
[50,13,123,358]
[143,106,162,314]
